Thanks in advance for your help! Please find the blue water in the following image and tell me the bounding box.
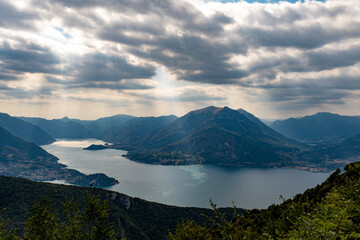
[43,139,330,209]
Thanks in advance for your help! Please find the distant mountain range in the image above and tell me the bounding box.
[19,114,135,139]
[97,107,360,171]
[18,117,94,139]
[0,126,118,187]
[0,113,55,145]
[271,112,360,145]
[1,107,359,172]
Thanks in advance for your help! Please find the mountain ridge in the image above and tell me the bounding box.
[271,112,360,145]
[0,113,55,145]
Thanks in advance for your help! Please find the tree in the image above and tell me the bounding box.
[24,195,60,240]
[22,191,117,240]
[1,210,22,240]
[83,192,116,240]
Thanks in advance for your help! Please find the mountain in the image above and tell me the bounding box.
[271,112,360,145]
[298,133,360,170]
[0,126,117,187]
[0,113,55,145]
[117,106,302,167]
[103,115,178,149]
[79,114,135,138]
[19,117,94,139]
[19,114,136,139]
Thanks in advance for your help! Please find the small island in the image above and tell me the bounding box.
[84,144,108,150]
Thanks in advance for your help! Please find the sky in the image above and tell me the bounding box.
[0,0,360,120]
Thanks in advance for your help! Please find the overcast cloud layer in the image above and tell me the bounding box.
[0,0,359,119]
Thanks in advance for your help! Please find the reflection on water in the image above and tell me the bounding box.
[51,139,107,148]
[180,166,207,185]
[43,139,331,209]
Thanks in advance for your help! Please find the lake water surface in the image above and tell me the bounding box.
[43,139,331,209]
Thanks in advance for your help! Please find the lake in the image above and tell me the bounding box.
[43,139,331,209]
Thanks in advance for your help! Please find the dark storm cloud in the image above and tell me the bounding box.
[0,41,62,75]
[101,27,246,84]
[123,34,248,84]
[73,53,156,83]
[44,53,156,90]
[238,23,360,50]
[247,3,346,27]
[0,0,40,29]
[0,41,156,91]
[0,73,19,81]
[246,44,360,76]
[247,72,360,111]
[211,13,234,24]
[305,47,360,72]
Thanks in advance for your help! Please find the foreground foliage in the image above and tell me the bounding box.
[0,176,219,239]
[1,191,118,240]
[2,162,360,239]
[168,162,360,239]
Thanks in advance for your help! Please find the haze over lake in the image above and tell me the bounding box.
[43,139,330,209]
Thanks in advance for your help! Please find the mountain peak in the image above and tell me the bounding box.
[191,106,236,115]
[196,106,222,113]
[313,112,338,117]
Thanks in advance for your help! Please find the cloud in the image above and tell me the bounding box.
[0,85,54,100]
[128,86,227,102]
[68,80,155,90]
[0,0,40,30]
[73,53,156,83]
[1,0,360,116]
[0,41,62,75]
